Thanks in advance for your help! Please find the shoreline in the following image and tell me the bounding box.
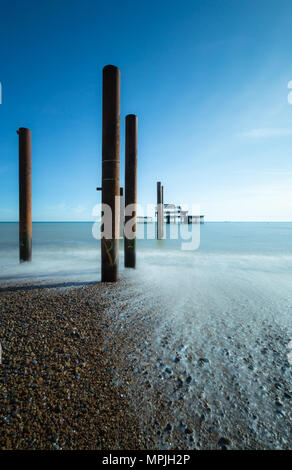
[0,276,291,450]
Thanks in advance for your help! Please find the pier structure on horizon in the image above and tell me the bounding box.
[163,204,204,224]
[155,182,204,227]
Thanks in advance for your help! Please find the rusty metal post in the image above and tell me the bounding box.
[18,128,32,262]
[119,187,124,239]
[161,185,164,225]
[157,181,164,239]
[101,65,120,282]
[124,114,138,268]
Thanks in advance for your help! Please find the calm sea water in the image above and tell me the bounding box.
[0,222,292,282]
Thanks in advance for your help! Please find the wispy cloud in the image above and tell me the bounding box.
[72,204,87,214]
[43,202,89,220]
[240,128,292,138]
[0,208,13,213]
[47,202,87,213]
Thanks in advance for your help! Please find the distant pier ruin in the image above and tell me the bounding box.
[156,182,204,229]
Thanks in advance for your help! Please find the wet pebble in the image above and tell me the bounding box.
[218,437,231,447]
[198,358,209,366]
[164,423,172,432]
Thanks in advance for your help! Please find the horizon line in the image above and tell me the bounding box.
[1,220,292,224]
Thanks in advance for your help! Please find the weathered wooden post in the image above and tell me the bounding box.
[17,128,32,262]
[101,65,120,282]
[124,114,138,268]
[157,181,164,239]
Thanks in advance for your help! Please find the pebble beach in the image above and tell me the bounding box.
[0,280,149,450]
[0,268,291,450]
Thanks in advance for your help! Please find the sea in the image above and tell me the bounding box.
[1,221,292,283]
[0,221,291,448]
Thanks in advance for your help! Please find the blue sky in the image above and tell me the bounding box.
[1,0,292,221]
